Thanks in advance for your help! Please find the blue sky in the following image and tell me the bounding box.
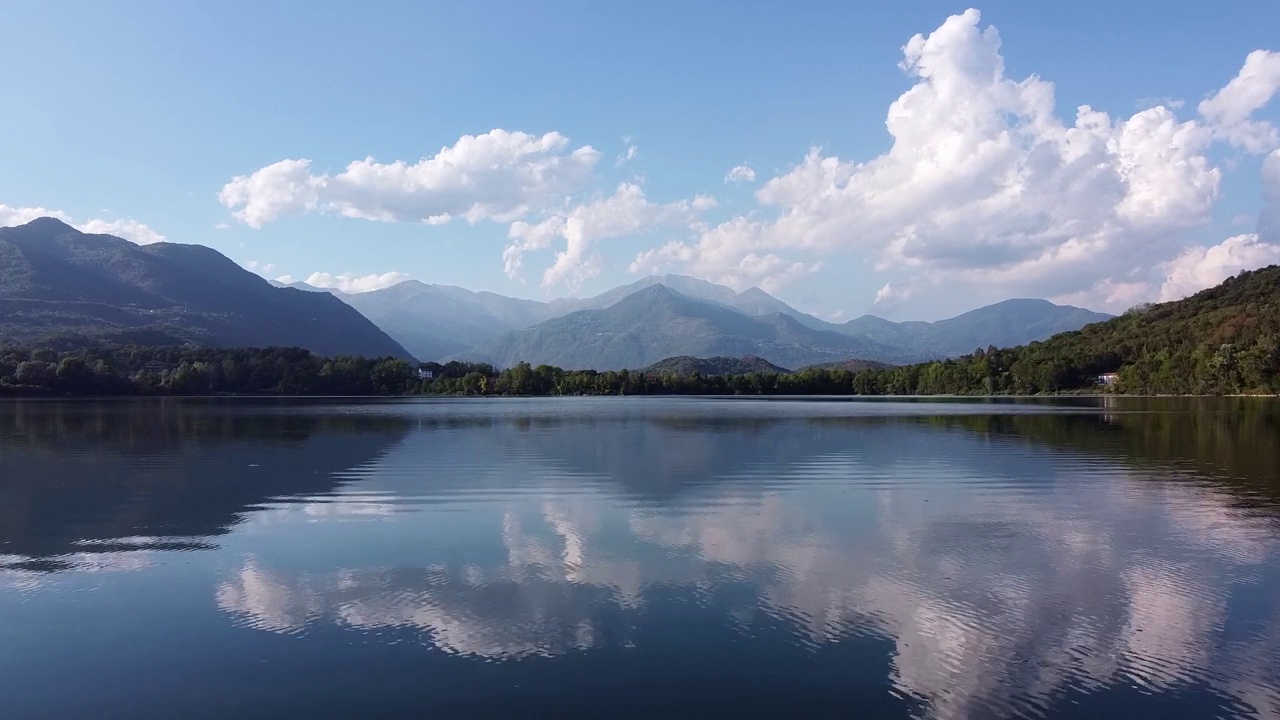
[2,1,1279,320]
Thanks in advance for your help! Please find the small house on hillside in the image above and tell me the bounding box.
[1096,372,1119,386]
[143,360,170,372]
[417,368,434,380]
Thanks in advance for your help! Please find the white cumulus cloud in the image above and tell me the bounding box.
[207,13,1280,313]
[1,204,69,228]
[630,235,820,294]
[1198,50,1280,153]
[630,9,1280,313]
[0,204,165,245]
[1158,233,1280,302]
[1261,149,1280,242]
[1052,278,1155,312]
[77,218,166,245]
[874,282,911,305]
[305,271,412,294]
[219,130,601,228]
[504,183,716,291]
[242,260,276,276]
[218,159,322,229]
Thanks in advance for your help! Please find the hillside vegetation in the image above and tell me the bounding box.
[847,265,1280,395]
[0,346,420,396]
[642,356,791,376]
[800,359,893,373]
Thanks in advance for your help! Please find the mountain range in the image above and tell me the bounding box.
[2,217,1112,367]
[461,284,917,370]
[835,298,1115,358]
[281,280,548,361]
[275,273,840,361]
[286,272,1111,368]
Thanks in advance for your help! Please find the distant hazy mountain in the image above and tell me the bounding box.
[799,359,893,372]
[642,355,792,375]
[323,271,1108,366]
[332,280,546,361]
[428,284,548,327]
[322,273,821,361]
[837,299,1112,358]
[461,284,911,370]
[0,218,411,359]
[554,274,829,326]
[731,286,805,317]
[555,274,739,314]
[265,278,548,360]
[269,279,336,294]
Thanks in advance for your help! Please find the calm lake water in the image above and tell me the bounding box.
[2,397,1279,719]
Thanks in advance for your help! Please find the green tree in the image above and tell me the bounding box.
[16,360,55,387]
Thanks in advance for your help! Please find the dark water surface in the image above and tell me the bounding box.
[2,397,1279,719]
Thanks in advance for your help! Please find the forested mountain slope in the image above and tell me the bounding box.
[850,266,1280,395]
[0,218,411,359]
[641,355,792,376]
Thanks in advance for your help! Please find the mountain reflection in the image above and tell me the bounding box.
[212,405,1280,718]
[0,399,409,570]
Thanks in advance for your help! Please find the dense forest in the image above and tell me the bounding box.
[1,265,1277,397]
[0,346,423,396]
[0,345,865,397]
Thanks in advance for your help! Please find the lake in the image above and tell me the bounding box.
[1,397,1279,719]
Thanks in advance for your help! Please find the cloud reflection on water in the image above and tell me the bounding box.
[215,417,1280,717]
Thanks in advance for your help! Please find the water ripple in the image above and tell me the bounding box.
[4,399,1280,717]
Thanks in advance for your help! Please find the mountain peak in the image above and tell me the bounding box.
[645,274,737,299]
[11,216,78,234]
[984,297,1056,309]
[624,283,683,303]
[370,278,429,296]
[393,279,429,290]
[645,273,700,284]
[949,297,1105,322]
[284,281,331,293]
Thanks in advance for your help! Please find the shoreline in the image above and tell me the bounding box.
[1,392,1277,401]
